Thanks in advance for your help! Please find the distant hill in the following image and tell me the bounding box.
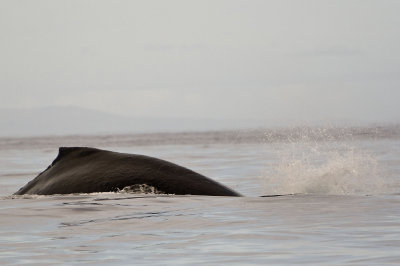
[0,106,262,137]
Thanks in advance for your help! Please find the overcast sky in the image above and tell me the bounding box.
[1,0,399,126]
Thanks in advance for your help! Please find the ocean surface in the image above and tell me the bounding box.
[0,126,399,265]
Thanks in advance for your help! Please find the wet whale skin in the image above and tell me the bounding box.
[14,147,241,196]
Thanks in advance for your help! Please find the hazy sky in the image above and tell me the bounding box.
[1,0,399,125]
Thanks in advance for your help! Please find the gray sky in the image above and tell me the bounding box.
[1,0,399,126]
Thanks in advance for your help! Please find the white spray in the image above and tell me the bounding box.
[260,127,388,195]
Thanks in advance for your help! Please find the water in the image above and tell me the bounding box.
[0,126,399,265]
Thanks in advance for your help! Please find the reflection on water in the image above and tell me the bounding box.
[1,194,399,265]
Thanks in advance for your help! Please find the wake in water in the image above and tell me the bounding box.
[5,185,163,200]
[260,127,390,196]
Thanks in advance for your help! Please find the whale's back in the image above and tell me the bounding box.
[14,147,241,196]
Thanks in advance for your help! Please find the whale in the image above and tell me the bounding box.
[14,147,241,196]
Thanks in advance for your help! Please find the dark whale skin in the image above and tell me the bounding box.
[14,147,241,196]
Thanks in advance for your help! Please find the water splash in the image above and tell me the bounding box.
[117,184,163,194]
[261,127,388,196]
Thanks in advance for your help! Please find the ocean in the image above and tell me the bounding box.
[0,126,399,265]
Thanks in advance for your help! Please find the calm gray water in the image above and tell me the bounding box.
[0,127,399,265]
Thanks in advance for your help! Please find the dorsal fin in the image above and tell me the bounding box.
[51,147,99,166]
